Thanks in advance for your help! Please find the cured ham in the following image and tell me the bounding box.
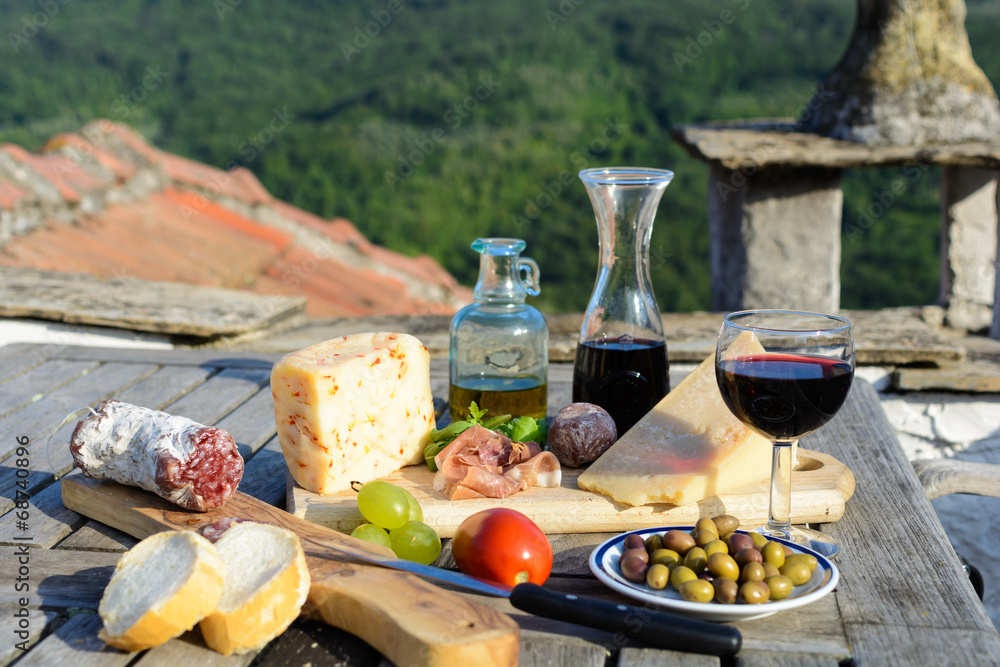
[432,424,562,500]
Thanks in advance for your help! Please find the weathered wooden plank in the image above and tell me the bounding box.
[0,361,158,464]
[0,609,58,667]
[0,475,90,548]
[224,308,967,366]
[518,629,609,667]
[617,646,718,666]
[0,545,118,609]
[0,343,57,384]
[913,458,1000,500]
[112,363,213,410]
[806,380,1000,662]
[134,631,258,667]
[214,385,278,459]
[10,611,135,667]
[844,624,1000,666]
[895,358,1000,392]
[164,366,270,425]
[729,652,839,667]
[240,436,288,508]
[47,344,280,368]
[0,267,306,337]
[55,519,138,553]
[0,358,100,419]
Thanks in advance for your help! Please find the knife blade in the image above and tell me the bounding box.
[301,537,742,658]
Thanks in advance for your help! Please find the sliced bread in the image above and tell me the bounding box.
[198,522,311,655]
[98,530,225,652]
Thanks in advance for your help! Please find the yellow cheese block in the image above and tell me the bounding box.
[577,332,772,507]
[271,332,434,495]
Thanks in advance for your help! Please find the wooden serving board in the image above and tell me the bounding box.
[289,448,856,538]
[61,476,520,667]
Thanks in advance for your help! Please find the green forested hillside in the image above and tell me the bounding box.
[2,0,997,312]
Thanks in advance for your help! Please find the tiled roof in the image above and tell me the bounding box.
[0,120,472,319]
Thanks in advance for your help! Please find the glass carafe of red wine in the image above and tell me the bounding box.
[449,238,548,422]
[572,167,674,436]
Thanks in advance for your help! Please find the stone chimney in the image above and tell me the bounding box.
[798,0,1000,145]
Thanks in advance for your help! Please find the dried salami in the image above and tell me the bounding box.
[70,399,244,511]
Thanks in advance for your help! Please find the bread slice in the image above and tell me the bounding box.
[98,530,225,652]
[199,522,311,655]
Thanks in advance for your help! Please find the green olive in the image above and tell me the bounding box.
[704,539,729,558]
[670,565,697,590]
[662,529,696,555]
[739,580,771,604]
[780,561,813,586]
[707,552,740,580]
[695,517,719,534]
[785,553,819,572]
[646,563,670,590]
[649,548,681,568]
[762,540,786,568]
[749,532,769,549]
[765,574,794,600]
[713,576,738,604]
[683,546,708,574]
[711,514,739,538]
[644,533,664,553]
[679,579,715,603]
[762,562,781,579]
[694,528,718,548]
[741,561,766,583]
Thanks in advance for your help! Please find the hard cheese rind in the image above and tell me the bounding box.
[271,332,434,495]
[577,331,772,507]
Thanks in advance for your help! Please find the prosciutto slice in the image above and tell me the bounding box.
[432,424,562,500]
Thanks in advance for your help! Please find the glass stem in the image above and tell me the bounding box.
[766,440,795,536]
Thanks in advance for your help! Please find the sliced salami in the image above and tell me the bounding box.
[70,399,244,511]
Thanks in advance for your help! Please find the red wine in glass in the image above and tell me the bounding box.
[716,353,854,441]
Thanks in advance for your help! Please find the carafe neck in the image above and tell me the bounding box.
[471,238,540,304]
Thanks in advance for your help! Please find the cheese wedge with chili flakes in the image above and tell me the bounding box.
[271,332,434,495]
[577,331,772,507]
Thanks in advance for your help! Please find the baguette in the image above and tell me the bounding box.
[199,522,311,655]
[98,531,224,652]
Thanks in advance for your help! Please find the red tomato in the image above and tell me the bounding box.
[451,508,553,586]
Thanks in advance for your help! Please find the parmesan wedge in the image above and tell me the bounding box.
[271,332,434,495]
[577,331,772,506]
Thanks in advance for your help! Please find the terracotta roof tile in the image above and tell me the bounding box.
[41,132,137,181]
[0,121,472,321]
[0,181,31,209]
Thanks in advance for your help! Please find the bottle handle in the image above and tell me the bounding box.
[519,257,541,297]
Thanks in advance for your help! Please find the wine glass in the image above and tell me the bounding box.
[715,310,854,558]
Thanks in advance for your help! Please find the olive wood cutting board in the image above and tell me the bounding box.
[288,448,855,538]
[61,476,520,667]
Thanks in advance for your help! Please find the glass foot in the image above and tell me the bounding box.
[752,525,840,559]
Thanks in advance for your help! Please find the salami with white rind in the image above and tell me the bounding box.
[70,399,243,511]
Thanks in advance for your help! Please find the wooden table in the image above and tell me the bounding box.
[1,342,999,666]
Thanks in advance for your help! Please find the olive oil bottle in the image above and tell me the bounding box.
[449,238,548,422]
